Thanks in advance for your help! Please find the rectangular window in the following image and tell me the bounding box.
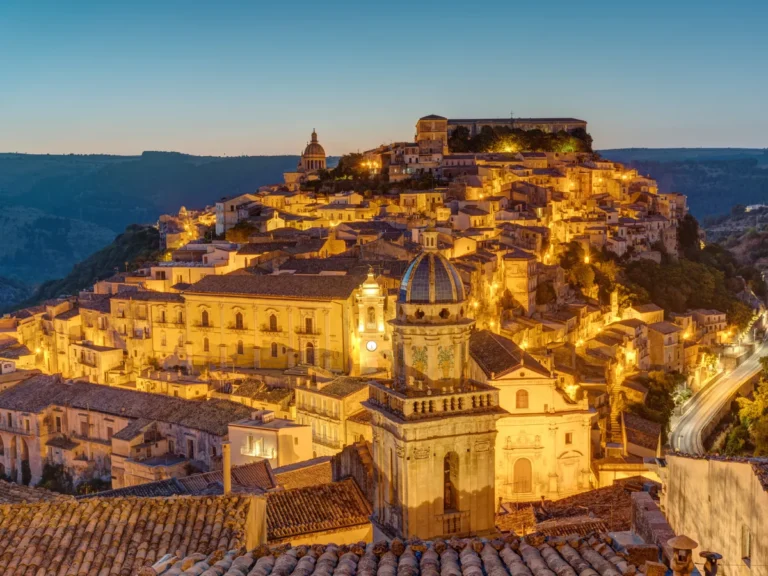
[187,439,195,459]
[25,419,30,432]
[55,416,62,432]
[742,525,752,565]
[565,432,573,445]
[80,421,88,437]
[6,413,10,427]
[106,426,113,440]
[169,439,175,454]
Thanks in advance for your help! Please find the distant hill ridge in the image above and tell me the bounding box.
[600,148,768,219]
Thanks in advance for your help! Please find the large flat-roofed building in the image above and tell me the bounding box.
[448,117,588,137]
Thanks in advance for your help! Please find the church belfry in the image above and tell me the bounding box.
[364,230,506,540]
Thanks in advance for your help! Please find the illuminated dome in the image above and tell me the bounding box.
[398,251,465,304]
[303,129,326,158]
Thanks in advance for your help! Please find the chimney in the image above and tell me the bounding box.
[222,441,232,495]
[700,552,722,576]
[668,535,698,576]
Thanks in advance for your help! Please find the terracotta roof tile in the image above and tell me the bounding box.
[152,530,644,576]
[186,274,366,300]
[0,494,257,575]
[273,457,333,490]
[266,478,371,542]
[0,480,73,504]
[0,375,253,436]
[88,461,277,498]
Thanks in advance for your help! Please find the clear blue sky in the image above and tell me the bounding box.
[1,0,767,155]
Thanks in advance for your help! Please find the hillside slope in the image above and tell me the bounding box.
[0,206,117,285]
[6,225,162,312]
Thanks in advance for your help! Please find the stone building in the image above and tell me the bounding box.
[468,330,594,502]
[295,376,369,458]
[365,230,506,540]
[0,374,252,487]
[300,129,327,174]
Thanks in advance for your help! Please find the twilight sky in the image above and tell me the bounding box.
[1,0,767,156]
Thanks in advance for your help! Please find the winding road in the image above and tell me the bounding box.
[669,338,768,454]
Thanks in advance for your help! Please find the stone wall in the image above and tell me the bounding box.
[332,441,374,505]
[631,491,674,562]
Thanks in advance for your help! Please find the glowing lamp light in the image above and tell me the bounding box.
[35,347,41,354]
[584,255,590,264]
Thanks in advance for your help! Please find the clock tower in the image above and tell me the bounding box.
[356,267,390,375]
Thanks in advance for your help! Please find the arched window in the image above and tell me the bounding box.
[271,342,278,357]
[160,310,166,323]
[269,314,277,332]
[305,317,313,334]
[306,342,315,365]
[161,332,166,347]
[235,312,243,330]
[203,337,209,352]
[178,310,183,324]
[516,389,529,409]
[514,458,532,493]
[201,310,209,327]
[237,340,244,355]
[444,452,459,512]
[367,307,376,328]
[177,334,184,347]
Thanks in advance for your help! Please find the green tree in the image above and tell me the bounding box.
[724,424,749,455]
[535,281,557,306]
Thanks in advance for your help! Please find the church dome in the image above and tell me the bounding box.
[398,251,465,304]
[303,129,326,158]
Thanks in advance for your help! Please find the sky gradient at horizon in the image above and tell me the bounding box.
[1,0,767,156]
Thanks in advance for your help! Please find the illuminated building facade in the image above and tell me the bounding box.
[365,229,505,540]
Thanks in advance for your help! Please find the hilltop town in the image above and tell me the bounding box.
[0,114,765,573]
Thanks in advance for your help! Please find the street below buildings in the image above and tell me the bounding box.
[670,338,768,454]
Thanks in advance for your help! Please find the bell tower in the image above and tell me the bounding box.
[365,241,506,541]
[356,267,389,374]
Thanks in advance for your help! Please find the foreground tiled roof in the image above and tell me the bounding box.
[0,479,73,504]
[150,531,641,576]
[185,273,366,300]
[266,478,371,542]
[0,494,256,575]
[0,374,252,436]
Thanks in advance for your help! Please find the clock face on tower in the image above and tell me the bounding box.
[366,340,378,352]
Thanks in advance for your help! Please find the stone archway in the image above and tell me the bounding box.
[9,436,17,481]
[20,438,30,485]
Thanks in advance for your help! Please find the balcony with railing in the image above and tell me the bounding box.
[312,434,340,449]
[0,421,35,436]
[297,403,339,420]
[227,323,250,332]
[366,380,501,421]
[295,326,321,336]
